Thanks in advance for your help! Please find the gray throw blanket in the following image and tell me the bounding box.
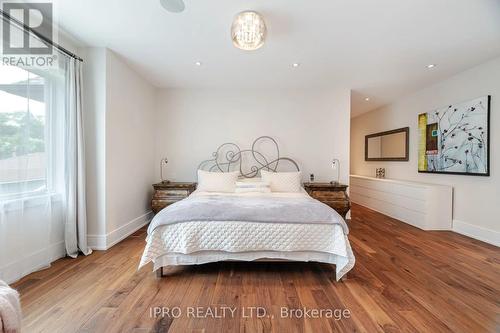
[148,195,349,235]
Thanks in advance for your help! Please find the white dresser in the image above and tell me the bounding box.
[350,175,452,230]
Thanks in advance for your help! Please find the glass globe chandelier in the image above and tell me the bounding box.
[231,11,267,51]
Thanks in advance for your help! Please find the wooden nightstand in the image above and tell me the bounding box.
[303,182,351,219]
[151,182,197,214]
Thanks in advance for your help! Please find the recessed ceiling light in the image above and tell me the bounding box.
[427,64,436,69]
[195,61,202,66]
[365,97,370,101]
[292,63,300,68]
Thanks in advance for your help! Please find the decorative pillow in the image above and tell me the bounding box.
[235,187,272,193]
[260,170,302,192]
[235,179,270,188]
[197,170,239,192]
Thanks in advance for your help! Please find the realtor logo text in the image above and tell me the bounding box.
[150,306,351,320]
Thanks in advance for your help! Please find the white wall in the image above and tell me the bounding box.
[105,50,156,239]
[82,48,157,249]
[81,47,106,236]
[155,88,351,185]
[351,57,500,245]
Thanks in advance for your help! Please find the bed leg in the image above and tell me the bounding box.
[156,267,164,278]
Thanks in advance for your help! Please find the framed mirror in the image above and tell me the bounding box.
[365,127,409,161]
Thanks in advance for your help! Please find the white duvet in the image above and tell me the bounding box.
[139,190,355,280]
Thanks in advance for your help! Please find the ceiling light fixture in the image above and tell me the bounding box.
[195,61,202,66]
[231,11,267,51]
[292,63,300,68]
[365,97,370,101]
[427,64,436,69]
[159,0,185,13]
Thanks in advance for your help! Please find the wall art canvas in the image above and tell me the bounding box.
[418,95,490,176]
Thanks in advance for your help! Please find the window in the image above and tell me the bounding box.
[0,65,48,198]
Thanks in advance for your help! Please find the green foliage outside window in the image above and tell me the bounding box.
[0,111,45,159]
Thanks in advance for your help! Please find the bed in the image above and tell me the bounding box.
[139,137,355,281]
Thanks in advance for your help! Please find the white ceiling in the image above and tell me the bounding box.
[52,0,500,116]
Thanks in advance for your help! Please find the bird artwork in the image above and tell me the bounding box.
[418,95,490,175]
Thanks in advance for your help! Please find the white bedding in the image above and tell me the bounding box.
[139,189,355,280]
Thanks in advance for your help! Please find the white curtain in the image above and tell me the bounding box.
[0,25,90,283]
[64,58,91,258]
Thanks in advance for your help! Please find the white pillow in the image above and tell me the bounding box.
[235,179,270,188]
[197,170,239,192]
[260,170,302,192]
[235,187,272,193]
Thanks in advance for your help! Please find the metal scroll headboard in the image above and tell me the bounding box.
[198,136,300,178]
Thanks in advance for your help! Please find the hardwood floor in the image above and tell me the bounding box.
[13,204,500,333]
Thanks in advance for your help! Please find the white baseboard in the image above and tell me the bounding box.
[1,241,66,284]
[452,219,500,247]
[106,211,153,248]
[86,233,107,250]
[88,211,153,250]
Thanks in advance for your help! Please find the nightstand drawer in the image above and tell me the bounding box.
[151,182,197,214]
[310,191,345,200]
[151,198,183,205]
[151,199,180,213]
[152,196,185,204]
[322,200,350,208]
[155,189,190,197]
[303,182,350,219]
